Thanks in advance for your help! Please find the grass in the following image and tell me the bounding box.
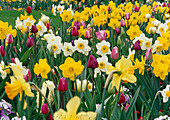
[0,10,61,29]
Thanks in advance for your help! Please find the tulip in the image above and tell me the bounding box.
[74,21,80,30]
[96,30,107,41]
[108,6,111,12]
[80,20,86,29]
[14,46,17,54]
[125,12,130,20]
[149,27,156,34]
[134,6,138,12]
[125,104,129,112]
[134,40,141,51]
[120,27,125,35]
[75,79,87,93]
[87,55,98,69]
[24,69,31,82]
[137,7,140,12]
[120,18,125,27]
[11,58,15,63]
[26,37,34,48]
[162,2,166,7]
[42,103,49,114]
[58,77,68,92]
[145,48,152,61]
[49,113,54,120]
[115,28,120,34]
[0,45,5,57]
[116,92,125,104]
[111,47,119,59]
[31,25,38,33]
[6,34,13,44]
[72,26,79,37]
[46,23,50,30]
[26,6,32,14]
[85,30,91,39]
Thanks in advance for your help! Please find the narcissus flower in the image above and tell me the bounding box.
[96,41,111,56]
[62,42,76,56]
[34,59,51,79]
[127,25,142,40]
[159,85,170,103]
[53,96,97,120]
[106,56,137,91]
[5,65,34,100]
[59,57,84,81]
[36,20,47,36]
[134,56,146,75]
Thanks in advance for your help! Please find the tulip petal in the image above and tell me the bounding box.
[77,112,97,120]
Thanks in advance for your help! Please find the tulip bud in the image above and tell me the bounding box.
[11,58,15,63]
[120,18,125,27]
[108,82,116,94]
[46,23,50,30]
[6,34,13,44]
[26,37,34,48]
[134,40,141,51]
[80,20,86,29]
[116,92,125,104]
[117,36,121,46]
[42,103,49,114]
[125,12,130,20]
[115,28,120,34]
[120,27,125,35]
[74,21,80,30]
[85,30,91,39]
[31,25,38,33]
[90,19,94,28]
[87,55,98,69]
[49,113,54,120]
[96,30,107,41]
[108,6,111,12]
[26,6,32,14]
[0,45,5,57]
[58,77,68,92]
[72,26,79,37]
[149,27,156,34]
[24,69,31,82]
[134,6,138,12]
[111,47,119,59]
[145,48,152,61]
[14,46,17,54]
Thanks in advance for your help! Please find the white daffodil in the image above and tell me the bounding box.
[145,14,151,19]
[95,56,112,76]
[157,23,168,35]
[165,19,170,26]
[57,4,64,14]
[96,41,111,56]
[159,85,170,103]
[36,20,47,36]
[133,33,152,50]
[87,81,93,92]
[52,4,57,16]
[151,19,161,27]
[23,18,34,29]
[47,39,63,58]
[0,61,7,79]
[149,27,157,34]
[154,115,170,120]
[15,17,23,30]
[127,48,135,61]
[41,13,50,24]
[67,5,74,16]
[47,34,62,44]
[74,79,87,93]
[62,42,76,56]
[74,38,91,56]
[165,14,170,19]
[41,33,51,41]
[10,58,28,76]
[152,40,163,54]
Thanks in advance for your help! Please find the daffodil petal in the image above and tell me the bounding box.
[116,56,132,71]
[112,75,121,91]
[122,73,137,83]
[66,96,80,115]
[106,65,116,74]
[23,83,34,97]
[53,109,67,120]
[77,112,97,120]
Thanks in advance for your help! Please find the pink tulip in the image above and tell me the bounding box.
[162,2,166,7]
[6,34,13,44]
[125,104,129,112]
[14,46,17,54]
[145,48,152,61]
[80,20,86,29]
[74,21,80,30]
[11,58,15,63]
[85,30,91,39]
[24,69,31,82]
[125,12,130,20]
[120,18,125,27]
[42,103,49,114]
[96,30,107,41]
[111,47,119,59]
[115,28,120,34]
[0,45,5,57]
[72,26,79,37]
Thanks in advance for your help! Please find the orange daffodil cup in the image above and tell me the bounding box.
[106,56,137,91]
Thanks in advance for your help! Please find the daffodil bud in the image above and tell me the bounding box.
[90,19,94,28]
[87,55,98,69]
[149,27,156,34]
[58,77,68,92]
[42,103,49,114]
[108,82,116,94]
[111,47,119,59]
[117,36,121,46]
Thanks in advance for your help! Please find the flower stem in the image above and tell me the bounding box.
[92,68,95,95]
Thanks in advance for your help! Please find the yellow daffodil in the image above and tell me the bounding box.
[60,10,73,23]
[127,25,142,40]
[5,65,34,100]
[0,21,11,39]
[59,57,84,81]
[134,55,146,75]
[106,56,137,91]
[34,58,51,79]
[53,96,96,120]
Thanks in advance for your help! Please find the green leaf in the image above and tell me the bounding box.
[20,47,33,63]
[126,86,141,119]
[90,93,96,111]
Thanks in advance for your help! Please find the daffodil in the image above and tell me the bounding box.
[62,42,76,56]
[5,65,34,100]
[159,85,170,103]
[57,4,64,14]
[127,25,142,40]
[53,96,96,120]
[106,56,137,91]
[36,20,47,36]
[96,41,111,56]
[59,57,84,81]
[0,61,7,79]
[127,48,135,61]
[23,18,35,29]
[134,56,146,75]
[34,59,51,79]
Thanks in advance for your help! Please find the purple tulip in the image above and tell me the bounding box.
[87,55,98,69]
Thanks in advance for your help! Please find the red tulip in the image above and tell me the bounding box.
[11,58,15,63]
[72,26,79,37]
[58,77,68,92]
[111,47,119,59]
[125,12,130,20]
[0,45,5,57]
[49,113,54,120]
[46,23,50,30]
[26,6,32,14]
[116,92,125,104]
[14,46,17,54]
[42,103,49,114]
[26,37,34,48]
[31,25,38,33]
[87,55,98,69]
